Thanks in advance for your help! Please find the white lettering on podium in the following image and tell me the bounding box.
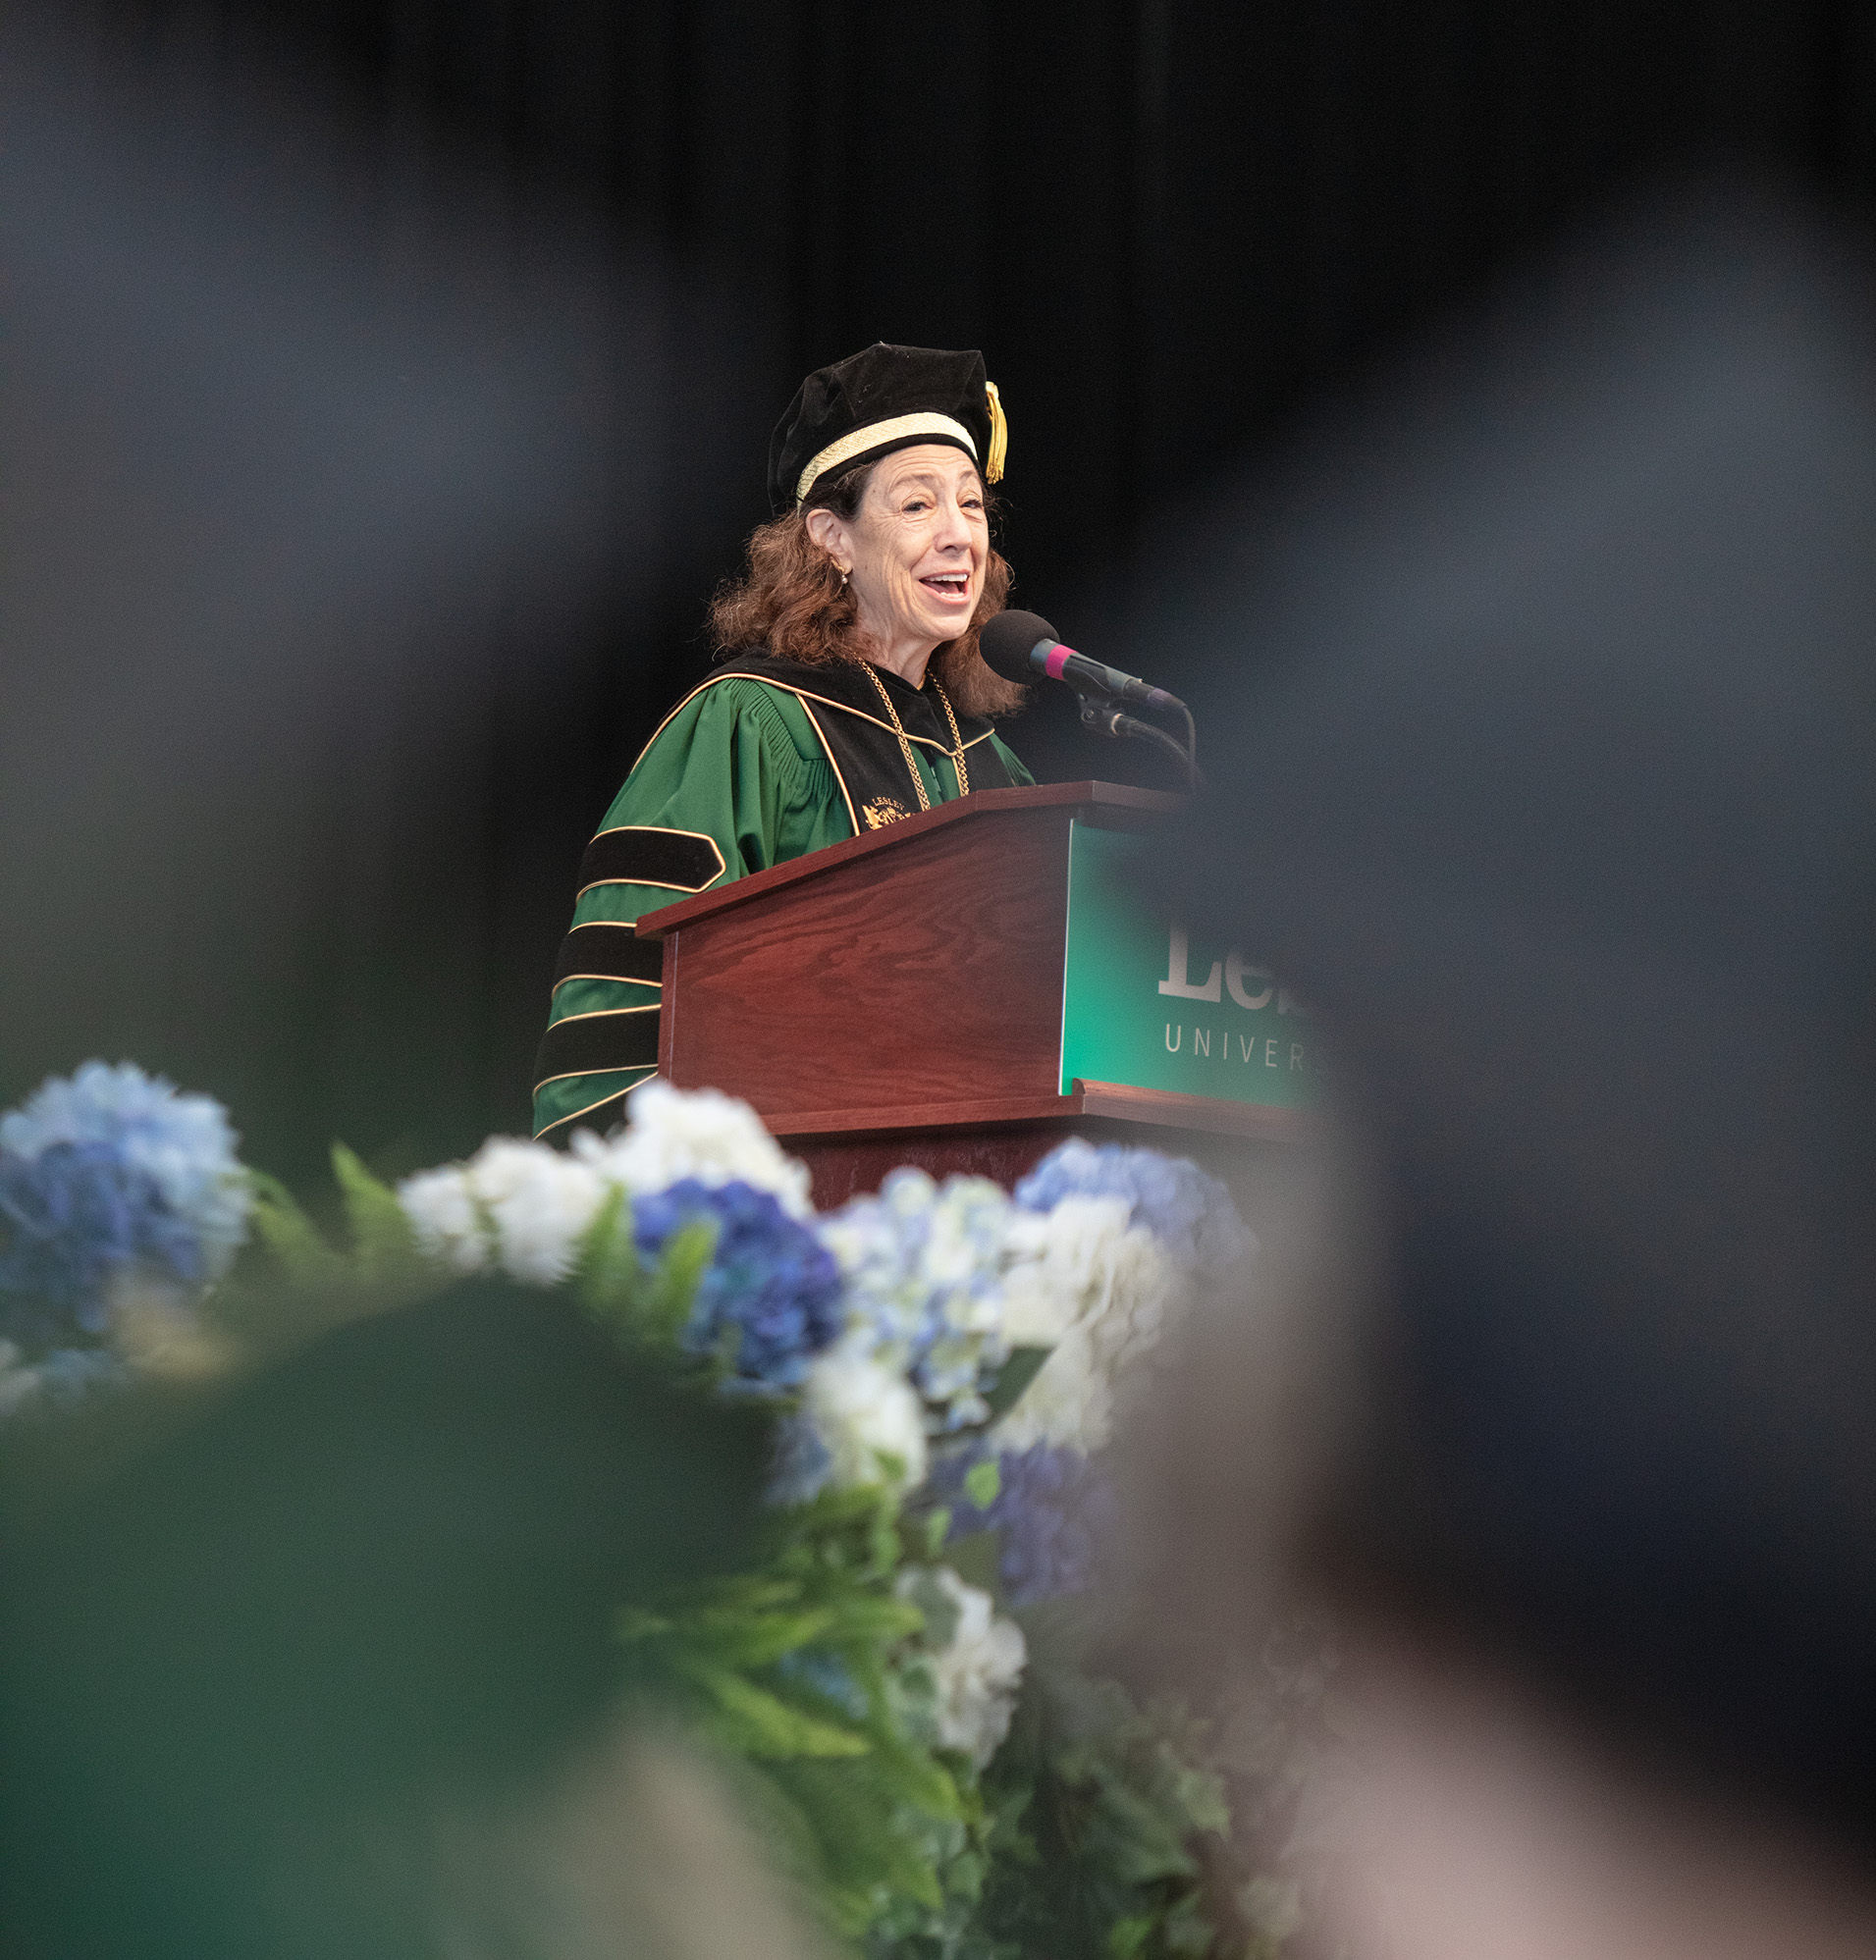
[1158,925,1221,1002]
[1225,950,1273,1010]
[1159,1021,1313,1081]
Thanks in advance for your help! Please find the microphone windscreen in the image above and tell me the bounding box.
[978,609,1058,684]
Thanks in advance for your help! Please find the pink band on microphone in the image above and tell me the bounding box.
[1044,643,1076,679]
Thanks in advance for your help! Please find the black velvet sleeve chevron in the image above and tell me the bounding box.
[552,923,665,986]
[577,825,724,895]
[532,1008,660,1088]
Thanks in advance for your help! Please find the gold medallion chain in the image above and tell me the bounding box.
[862,664,971,812]
[935,678,971,796]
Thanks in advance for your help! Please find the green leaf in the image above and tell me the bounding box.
[774,1477,895,1545]
[861,1722,964,1820]
[983,1346,1051,1419]
[644,1216,719,1349]
[691,1608,836,1669]
[773,1755,950,1904]
[670,1656,870,1760]
[678,1574,806,1617]
[813,1594,922,1645]
[330,1142,423,1282]
[963,1459,1001,1510]
[575,1187,638,1330]
[1105,1913,1154,1959]
[1092,1783,1199,1884]
[243,1170,348,1287]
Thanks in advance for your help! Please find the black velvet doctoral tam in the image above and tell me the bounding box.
[768,342,997,513]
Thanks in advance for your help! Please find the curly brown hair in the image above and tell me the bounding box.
[706,461,1029,720]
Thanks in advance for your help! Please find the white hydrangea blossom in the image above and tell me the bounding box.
[397,1164,487,1274]
[819,1169,1012,1429]
[992,1320,1115,1453]
[0,1061,250,1278]
[398,1136,612,1286]
[573,1080,812,1219]
[1000,1195,1165,1346]
[396,1086,805,1288]
[896,1566,1028,1768]
[797,1337,929,1490]
[992,1193,1179,1453]
[471,1139,612,1285]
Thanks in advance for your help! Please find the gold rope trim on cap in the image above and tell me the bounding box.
[985,381,1007,483]
[795,412,978,505]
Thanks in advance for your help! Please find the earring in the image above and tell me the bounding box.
[838,567,850,589]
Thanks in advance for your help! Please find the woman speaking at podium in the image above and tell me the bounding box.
[531,344,1035,1142]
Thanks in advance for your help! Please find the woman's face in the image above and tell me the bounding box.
[812,445,989,664]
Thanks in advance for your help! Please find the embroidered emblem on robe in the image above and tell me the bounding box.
[711,654,1015,822]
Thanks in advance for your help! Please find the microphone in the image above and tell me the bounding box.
[978,610,1187,711]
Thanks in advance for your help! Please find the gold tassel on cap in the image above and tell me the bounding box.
[985,380,1008,483]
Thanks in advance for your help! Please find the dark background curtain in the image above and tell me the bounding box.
[8,0,1874,1186]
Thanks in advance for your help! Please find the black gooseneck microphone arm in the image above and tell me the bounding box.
[1076,692,1205,790]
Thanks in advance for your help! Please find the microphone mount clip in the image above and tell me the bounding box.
[1077,686,1204,790]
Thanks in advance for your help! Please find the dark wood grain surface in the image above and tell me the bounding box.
[659,799,1075,1117]
[642,783,1300,1185]
[635,781,1182,939]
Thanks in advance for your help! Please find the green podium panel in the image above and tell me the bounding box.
[1058,821,1318,1109]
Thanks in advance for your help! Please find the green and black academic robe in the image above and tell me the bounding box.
[531,653,1033,1140]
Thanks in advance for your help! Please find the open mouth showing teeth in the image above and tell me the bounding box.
[922,574,971,598]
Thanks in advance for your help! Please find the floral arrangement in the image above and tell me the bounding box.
[0,1064,1312,1958]
[0,1061,250,1414]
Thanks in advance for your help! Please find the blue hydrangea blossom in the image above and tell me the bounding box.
[633,1177,843,1393]
[936,1442,1118,1606]
[1013,1139,1254,1282]
[0,1141,204,1350]
[817,1169,1015,1430]
[0,1061,250,1278]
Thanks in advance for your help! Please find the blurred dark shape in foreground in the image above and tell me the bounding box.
[1126,179,1876,1883]
[0,8,746,1183]
[0,1283,788,1960]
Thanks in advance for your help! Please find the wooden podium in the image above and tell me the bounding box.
[635,782,1302,1207]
